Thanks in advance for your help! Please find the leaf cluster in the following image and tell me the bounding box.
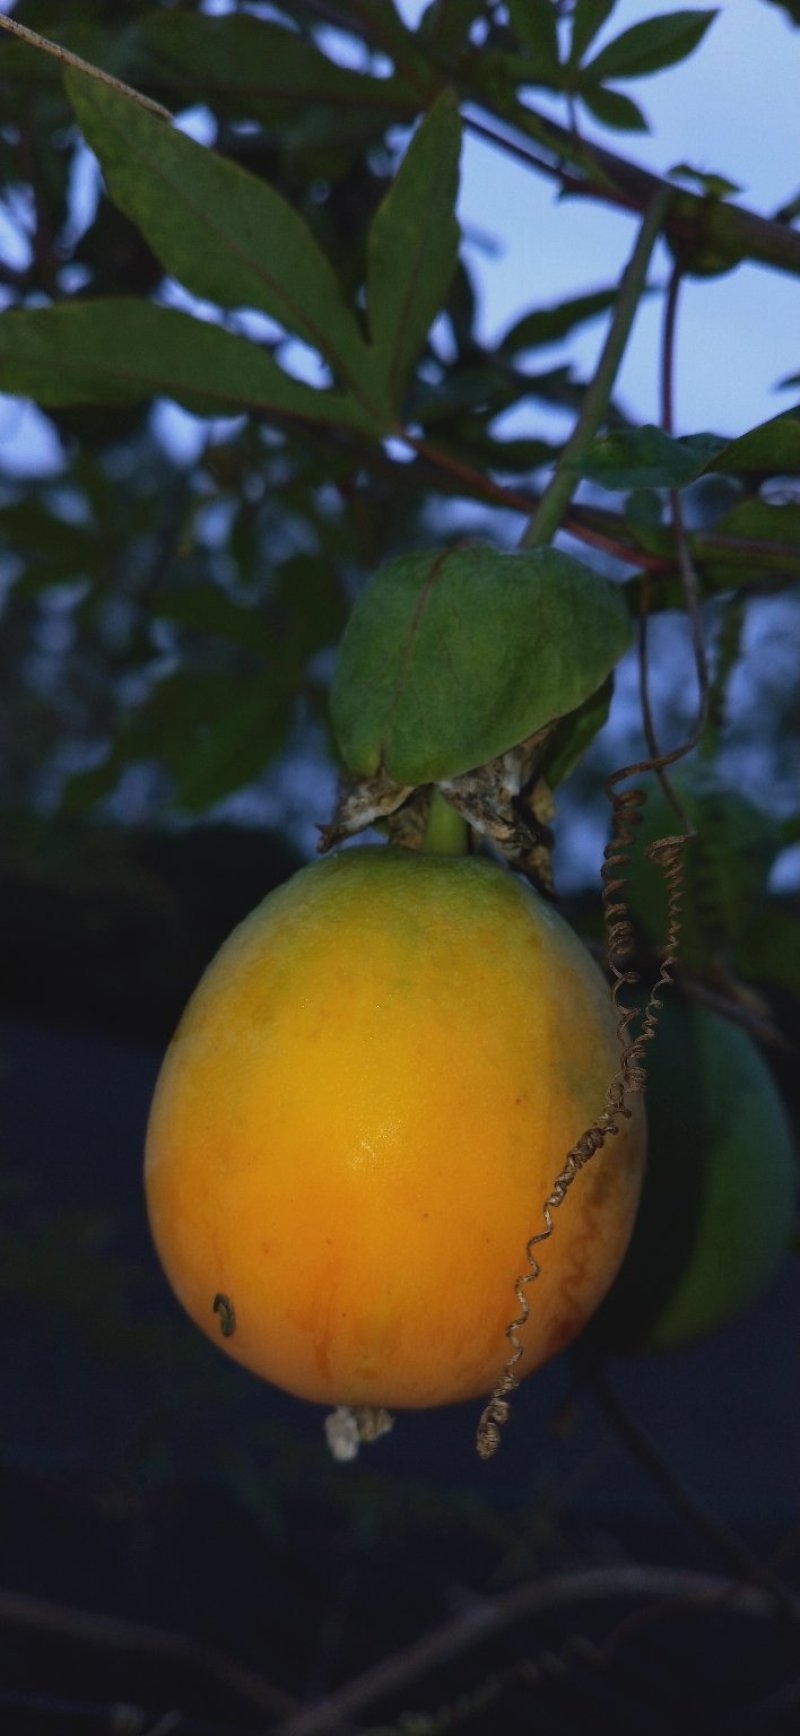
[0,0,797,848]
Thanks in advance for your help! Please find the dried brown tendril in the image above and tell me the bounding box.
[475,777,690,1461]
[475,241,710,1460]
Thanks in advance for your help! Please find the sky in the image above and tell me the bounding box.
[1,0,800,468]
[447,0,800,439]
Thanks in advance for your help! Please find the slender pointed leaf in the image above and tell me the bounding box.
[571,425,725,489]
[64,69,385,422]
[331,544,630,784]
[625,488,670,553]
[131,13,418,125]
[0,21,130,87]
[330,0,437,84]
[710,498,800,544]
[762,0,800,24]
[63,670,290,817]
[507,0,560,70]
[581,85,649,130]
[584,10,717,81]
[0,301,375,430]
[366,91,461,412]
[174,684,292,812]
[705,406,800,473]
[541,678,614,789]
[498,285,622,354]
[419,0,486,56]
[569,0,617,66]
[670,162,741,197]
[154,583,274,653]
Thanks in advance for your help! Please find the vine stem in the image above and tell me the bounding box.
[523,186,673,550]
[403,433,667,571]
[0,1584,295,1717]
[584,1362,800,1632]
[638,255,709,810]
[271,1564,800,1736]
[0,15,173,119]
[660,254,682,438]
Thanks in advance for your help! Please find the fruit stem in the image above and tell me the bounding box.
[421,790,469,856]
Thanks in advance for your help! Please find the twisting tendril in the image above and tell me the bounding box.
[476,786,691,1462]
[476,255,709,1461]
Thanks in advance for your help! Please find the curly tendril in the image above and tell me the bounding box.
[476,781,690,1461]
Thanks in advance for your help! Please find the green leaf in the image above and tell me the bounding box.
[419,0,489,56]
[272,554,348,661]
[669,162,741,197]
[706,406,800,473]
[580,85,649,130]
[498,285,621,354]
[507,0,560,70]
[584,10,717,81]
[131,12,417,127]
[173,684,292,812]
[761,0,800,24]
[541,677,613,789]
[473,434,561,474]
[0,20,128,88]
[737,905,800,997]
[330,0,436,86]
[0,302,374,430]
[63,670,290,816]
[0,500,98,580]
[625,771,782,976]
[331,544,631,784]
[568,0,617,66]
[366,91,461,413]
[154,583,274,653]
[410,362,516,421]
[624,488,670,553]
[571,425,725,489]
[710,497,800,545]
[64,69,384,419]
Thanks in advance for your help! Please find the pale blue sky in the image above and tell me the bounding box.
[1,0,799,460]
[441,0,800,438]
[1,0,798,466]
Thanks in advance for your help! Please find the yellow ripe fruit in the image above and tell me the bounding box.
[144,848,645,1410]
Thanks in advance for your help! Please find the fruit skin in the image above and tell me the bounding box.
[144,847,645,1410]
[588,1003,798,1356]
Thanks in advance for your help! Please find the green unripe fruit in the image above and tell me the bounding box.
[589,1003,797,1355]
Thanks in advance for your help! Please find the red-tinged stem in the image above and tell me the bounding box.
[403,432,667,571]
